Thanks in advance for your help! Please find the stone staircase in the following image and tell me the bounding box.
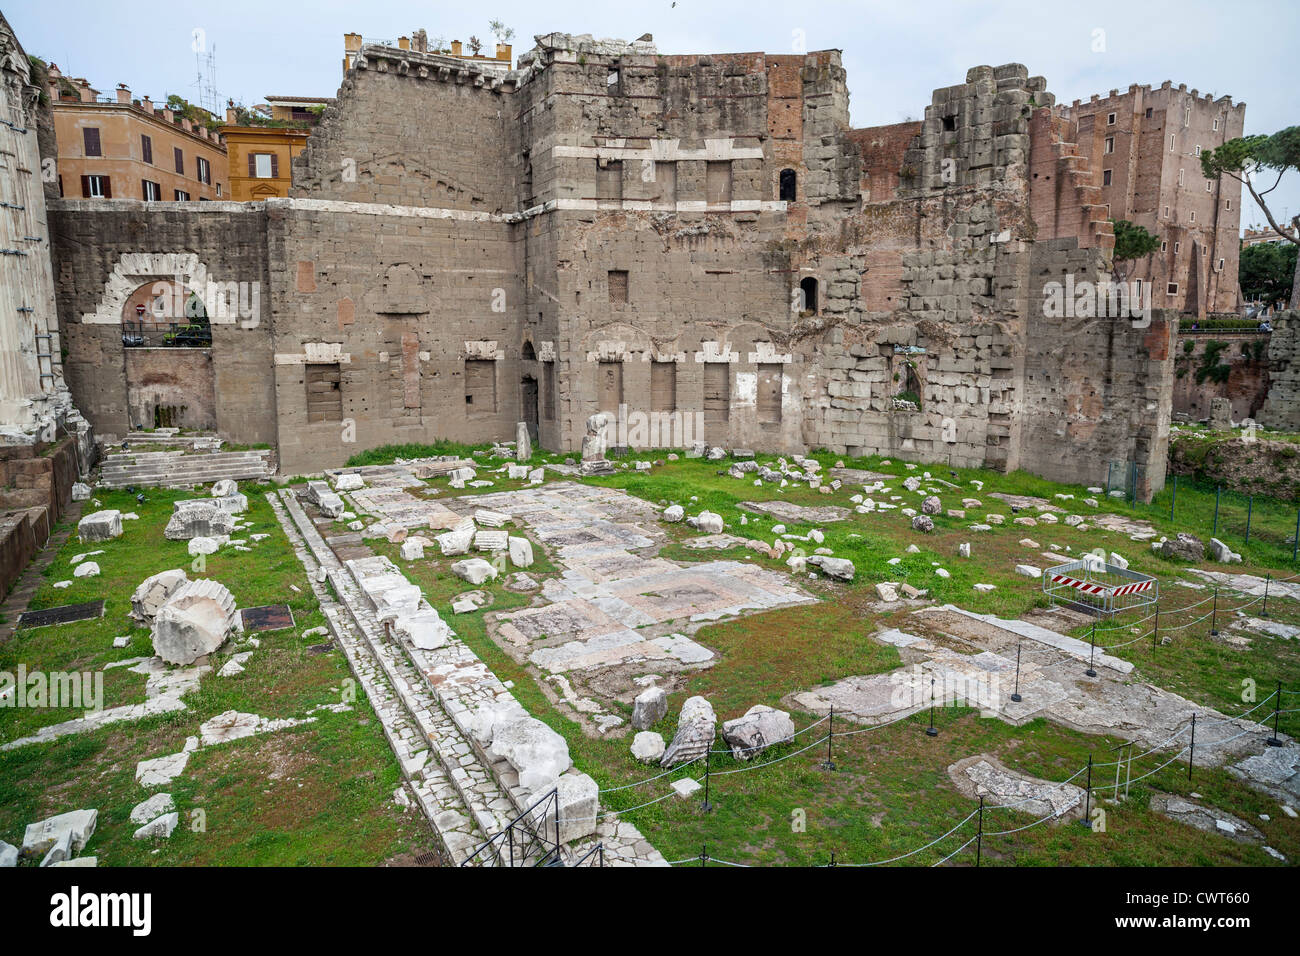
[100,449,274,489]
[271,490,518,864]
[269,484,667,867]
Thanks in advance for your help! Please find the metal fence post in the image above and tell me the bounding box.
[1080,755,1093,829]
[1267,682,1283,748]
[976,796,984,867]
[1210,588,1220,636]
[823,705,836,771]
[1262,574,1271,619]
[702,748,713,812]
[1294,507,1300,562]
[1153,602,1160,650]
[1188,714,1197,781]
[1086,621,1098,678]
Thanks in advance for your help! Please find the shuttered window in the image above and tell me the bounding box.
[83,127,101,156]
[250,153,275,179]
[608,270,628,304]
[174,146,185,173]
[81,175,110,198]
[141,134,153,164]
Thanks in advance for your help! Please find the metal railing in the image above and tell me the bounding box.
[121,320,212,349]
[460,788,562,867]
[1043,559,1159,617]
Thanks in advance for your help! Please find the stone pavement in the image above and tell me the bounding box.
[335,476,812,733]
[793,607,1289,773]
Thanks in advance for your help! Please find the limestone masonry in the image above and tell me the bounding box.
[45,32,1246,499]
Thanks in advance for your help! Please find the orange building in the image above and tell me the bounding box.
[44,66,228,202]
[220,97,330,201]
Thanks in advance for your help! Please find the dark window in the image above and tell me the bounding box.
[197,156,212,184]
[608,270,629,304]
[522,340,537,360]
[142,180,161,201]
[799,276,819,314]
[174,189,190,201]
[942,114,957,132]
[141,134,153,164]
[80,174,110,198]
[1102,169,1112,186]
[83,127,101,157]
[174,146,184,174]
[778,168,796,202]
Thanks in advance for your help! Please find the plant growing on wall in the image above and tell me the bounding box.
[1109,218,1161,282]
[1203,126,1300,309]
[1195,339,1232,385]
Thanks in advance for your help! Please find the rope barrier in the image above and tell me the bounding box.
[931,835,978,867]
[599,756,702,794]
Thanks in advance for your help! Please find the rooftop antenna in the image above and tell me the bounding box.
[191,38,220,117]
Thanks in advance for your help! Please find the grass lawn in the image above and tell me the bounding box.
[354,443,1300,866]
[0,486,438,866]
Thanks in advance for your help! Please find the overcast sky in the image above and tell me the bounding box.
[8,0,1297,231]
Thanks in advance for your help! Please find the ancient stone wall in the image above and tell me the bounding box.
[43,33,1200,499]
[1172,331,1270,423]
[1257,311,1300,432]
[48,201,275,445]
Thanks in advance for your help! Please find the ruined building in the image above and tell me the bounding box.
[1063,83,1245,317]
[46,33,1245,499]
[1,11,91,593]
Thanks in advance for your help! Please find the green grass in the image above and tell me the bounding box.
[384,448,1300,866]
[0,484,438,866]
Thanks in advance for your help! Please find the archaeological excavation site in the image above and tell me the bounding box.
[2,2,1299,912]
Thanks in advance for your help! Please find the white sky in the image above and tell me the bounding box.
[7,0,1298,232]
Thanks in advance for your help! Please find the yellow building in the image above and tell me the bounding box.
[219,96,330,201]
[44,66,228,202]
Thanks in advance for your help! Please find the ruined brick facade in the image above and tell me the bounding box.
[46,33,1227,499]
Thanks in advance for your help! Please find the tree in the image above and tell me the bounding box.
[467,35,483,56]
[488,19,515,44]
[1240,241,1298,309]
[1109,218,1161,282]
[1203,127,1300,309]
